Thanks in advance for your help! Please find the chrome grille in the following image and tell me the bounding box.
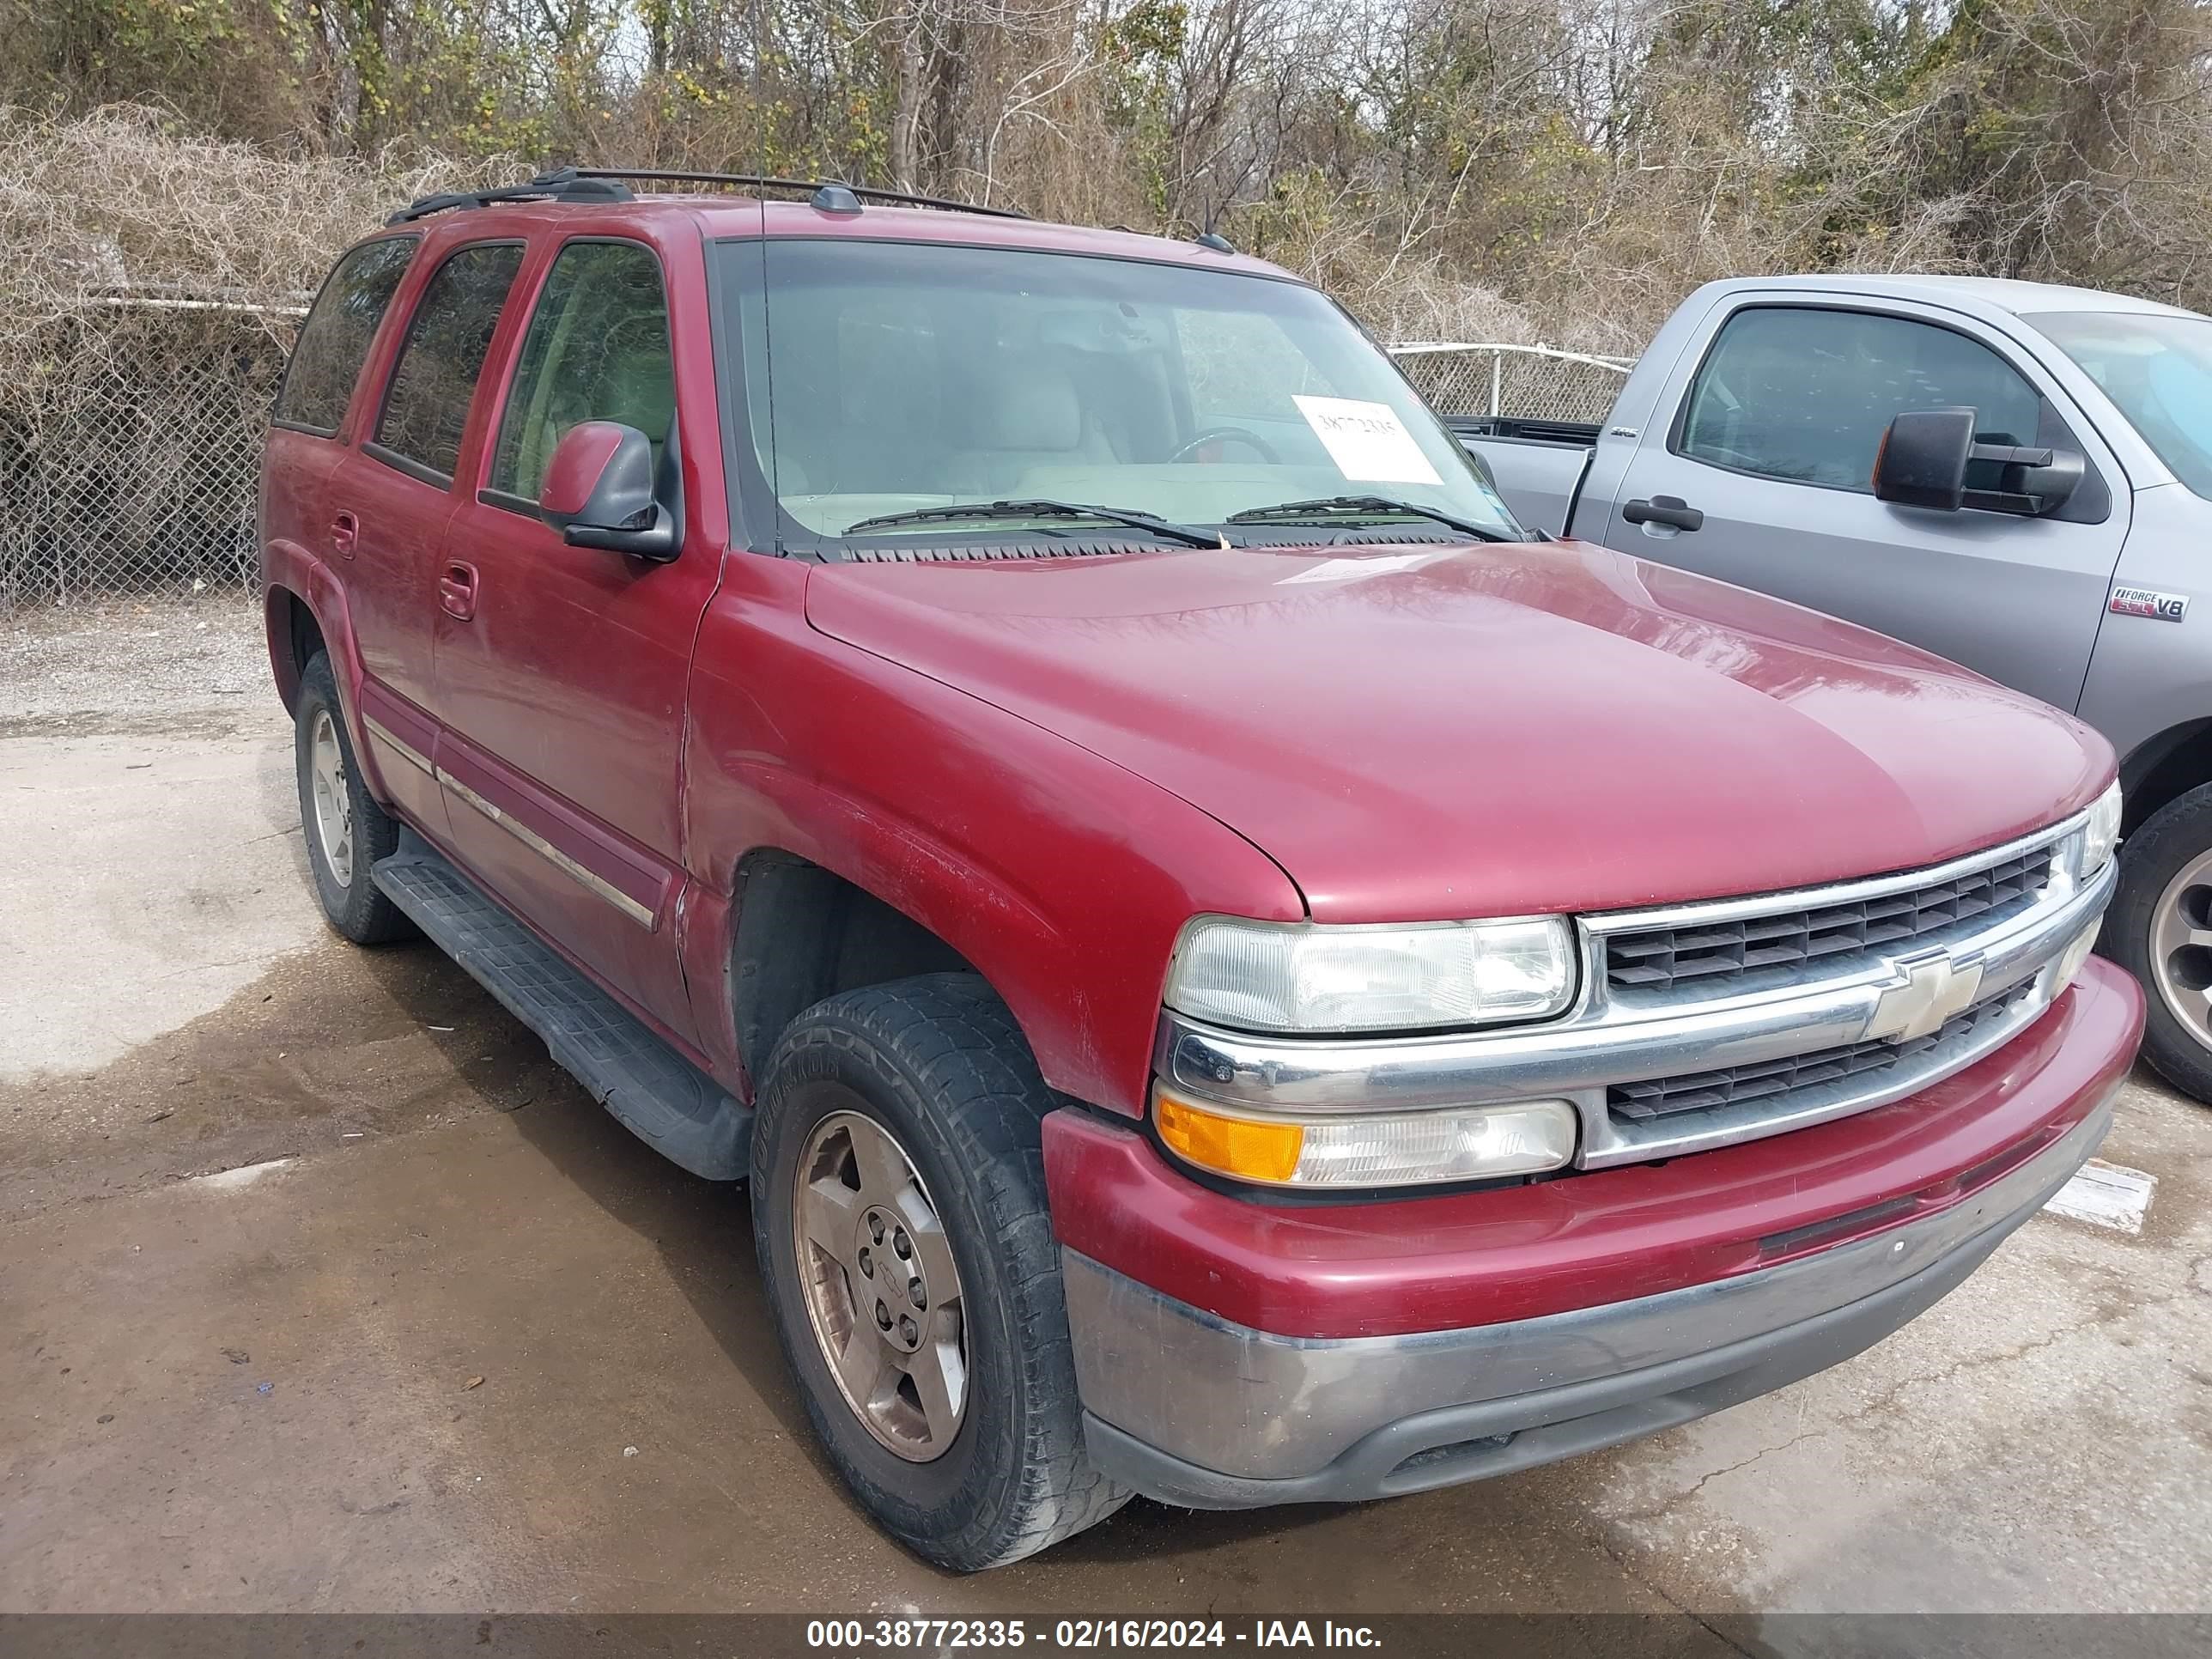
[1607,990,2028,1123]
[1157,808,2111,1174]
[1604,845,2051,995]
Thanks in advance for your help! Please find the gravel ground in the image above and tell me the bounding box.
[0,595,267,734]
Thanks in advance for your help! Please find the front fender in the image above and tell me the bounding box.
[682,560,1304,1117]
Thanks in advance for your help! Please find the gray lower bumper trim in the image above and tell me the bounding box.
[1073,1095,2112,1509]
[1083,1215,1996,1510]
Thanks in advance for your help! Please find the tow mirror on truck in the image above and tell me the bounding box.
[539,420,681,561]
[1873,407,2085,517]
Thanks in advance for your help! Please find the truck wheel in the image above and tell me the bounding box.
[2110,781,2212,1103]
[750,972,1128,1571]
[294,653,414,945]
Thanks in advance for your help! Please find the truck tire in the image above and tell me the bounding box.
[750,973,1129,1571]
[2109,781,2212,1103]
[294,652,415,945]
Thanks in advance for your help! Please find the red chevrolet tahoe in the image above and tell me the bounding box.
[260,167,2142,1571]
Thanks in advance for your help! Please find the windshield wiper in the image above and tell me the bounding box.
[1227,494,1516,543]
[844,498,1224,550]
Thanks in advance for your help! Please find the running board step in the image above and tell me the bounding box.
[372,834,748,1181]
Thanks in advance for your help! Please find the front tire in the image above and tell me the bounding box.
[750,973,1127,1571]
[2109,781,2212,1103]
[293,652,414,945]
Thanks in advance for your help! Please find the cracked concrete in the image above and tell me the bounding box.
[2,604,2209,1615]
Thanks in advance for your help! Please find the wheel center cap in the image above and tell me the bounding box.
[855,1203,927,1353]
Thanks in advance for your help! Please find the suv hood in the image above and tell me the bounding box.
[805,543,2111,922]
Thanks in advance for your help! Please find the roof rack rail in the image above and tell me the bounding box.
[387,166,1028,226]
[556,167,1030,220]
[386,170,635,225]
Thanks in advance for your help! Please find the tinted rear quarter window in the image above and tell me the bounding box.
[273,237,418,435]
[374,242,526,481]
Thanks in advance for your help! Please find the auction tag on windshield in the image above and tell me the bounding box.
[1293,395,1443,486]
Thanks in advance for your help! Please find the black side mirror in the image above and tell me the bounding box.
[1873,408,2084,516]
[1872,409,1975,511]
[539,420,680,561]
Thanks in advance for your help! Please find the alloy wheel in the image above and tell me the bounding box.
[793,1109,968,1462]
[2149,846,2212,1052]
[308,708,355,887]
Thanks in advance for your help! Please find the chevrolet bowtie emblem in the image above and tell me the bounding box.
[1867,951,1984,1042]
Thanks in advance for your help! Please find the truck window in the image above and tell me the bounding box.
[371,242,526,483]
[721,238,1521,551]
[1679,307,2042,493]
[489,241,674,503]
[2027,310,2212,501]
[272,236,418,436]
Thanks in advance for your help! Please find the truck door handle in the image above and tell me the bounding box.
[1623,495,1705,532]
[439,560,479,621]
[331,512,359,558]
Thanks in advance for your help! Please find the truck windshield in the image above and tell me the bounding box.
[2028,310,2212,500]
[719,238,1524,552]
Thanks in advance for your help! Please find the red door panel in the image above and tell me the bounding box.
[327,452,455,712]
[353,678,451,841]
[429,498,715,1048]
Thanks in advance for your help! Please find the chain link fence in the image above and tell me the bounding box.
[1389,342,1635,423]
[0,301,301,610]
[0,318,1638,611]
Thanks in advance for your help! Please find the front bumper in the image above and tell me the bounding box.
[1054,958,2142,1510]
[1073,1094,2112,1509]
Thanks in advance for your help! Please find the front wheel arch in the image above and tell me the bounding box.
[2120,717,2212,836]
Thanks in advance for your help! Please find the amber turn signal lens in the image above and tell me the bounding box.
[1155,1091,1304,1183]
[1153,1085,1579,1188]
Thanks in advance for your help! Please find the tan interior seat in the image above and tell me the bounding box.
[943,362,1115,496]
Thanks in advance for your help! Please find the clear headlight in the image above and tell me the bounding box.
[1154,1088,1577,1188]
[2080,779,2123,878]
[1165,915,1576,1034]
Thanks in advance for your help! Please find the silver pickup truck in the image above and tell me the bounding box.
[1454,274,2212,1103]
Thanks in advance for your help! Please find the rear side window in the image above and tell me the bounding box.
[489,240,673,502]
[373,242,526,482]
[273,237,418,435]
[1679,307,2043,491]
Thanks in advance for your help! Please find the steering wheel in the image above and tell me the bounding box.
[1170,426,1281,464]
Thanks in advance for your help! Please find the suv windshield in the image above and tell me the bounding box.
[720,238,1523,551]
[2028,309,2212,500]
